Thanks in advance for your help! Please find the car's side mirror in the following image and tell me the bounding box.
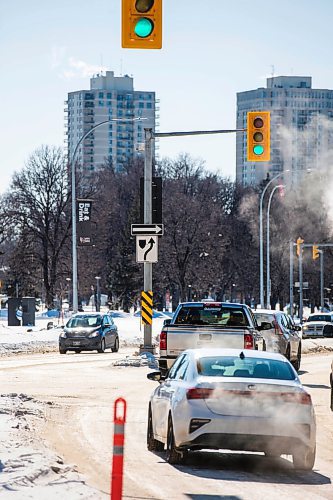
[147,371,165,383]
[163,318,171,327]
[258,321,273,331]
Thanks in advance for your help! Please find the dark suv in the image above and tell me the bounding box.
[59,312,119,354]
[253,309,302,371]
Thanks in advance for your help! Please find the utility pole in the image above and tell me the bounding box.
[290,241,294,318]
[299,243,303,322]
[320,250,324,311]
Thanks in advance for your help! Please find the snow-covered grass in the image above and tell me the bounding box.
[0,309,168,356]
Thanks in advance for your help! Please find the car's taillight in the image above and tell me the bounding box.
[273,319,283,335]
[244,333,254,349]
[280,392,312,405]
[159,330,167,350]
[186,387,215,399]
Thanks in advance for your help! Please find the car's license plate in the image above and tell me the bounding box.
[73,341,81,346]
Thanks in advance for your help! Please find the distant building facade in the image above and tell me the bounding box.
[236,76,333,186]
[65,71,156,177]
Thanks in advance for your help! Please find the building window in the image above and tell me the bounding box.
[107,93,112,99]
[99,92,104,99]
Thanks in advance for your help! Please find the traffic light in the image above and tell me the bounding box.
[312,244,320,260]
[296,237,304,257]
[122,0,162,49]
[247,111,270,162]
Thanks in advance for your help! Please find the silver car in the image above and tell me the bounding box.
[147,348,316,470]
[253,309,302,371]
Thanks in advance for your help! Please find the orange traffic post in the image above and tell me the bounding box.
[111,397,127,499]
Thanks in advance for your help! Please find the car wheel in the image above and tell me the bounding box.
[111,337,119,353]
[75,350,82,354]
[59,348,67,354]
[97,338,106,353]
[291,345,301,372]
[166,417,184,465]
[323,325,333,338]
[292,445,316,470]
[147,406,164,452]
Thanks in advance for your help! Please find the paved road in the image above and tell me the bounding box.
[0,348,332,499]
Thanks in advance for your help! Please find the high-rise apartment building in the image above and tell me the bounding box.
[65,71,156,176]
[236,76,333,186]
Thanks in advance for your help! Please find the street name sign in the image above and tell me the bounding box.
[131,224,164,236]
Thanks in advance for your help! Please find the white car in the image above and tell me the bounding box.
[147,348,316,470]
[302,313,333,338]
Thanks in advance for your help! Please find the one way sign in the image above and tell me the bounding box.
[136,236,158,263]
[131,224,164,236]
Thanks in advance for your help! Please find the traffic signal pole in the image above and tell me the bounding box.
[141,126,245,350]
[143,128,154,352]
[290,241,294,318]
[320,250,324,311]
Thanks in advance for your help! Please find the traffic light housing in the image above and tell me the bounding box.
[296,237,304,257]
[312,244,320,260]
[122,0,162,49]
[247,111,270,162]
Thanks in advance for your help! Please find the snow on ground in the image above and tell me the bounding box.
[0,309,169,356]
[0,393,104,498]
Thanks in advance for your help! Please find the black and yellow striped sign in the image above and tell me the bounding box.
[141,291,153,325]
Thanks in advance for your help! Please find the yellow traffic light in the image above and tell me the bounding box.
[312,244,320,260]
[247,111,270,162]
[296,237,304,257]
[122,0,162,49]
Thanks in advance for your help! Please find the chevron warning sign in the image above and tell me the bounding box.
[141,290,153,325]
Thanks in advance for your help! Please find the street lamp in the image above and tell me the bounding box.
[70,118,142,313]
[259,170,290,307]
[266,184,285,308]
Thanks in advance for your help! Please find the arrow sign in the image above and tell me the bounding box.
[131,224,164,236]
[136,236,158,263]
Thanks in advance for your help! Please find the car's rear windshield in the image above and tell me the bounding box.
[197,356,296,380]
[66,316,102,328]
[254,313,274,325]
[308,315,332,322]
[174,306,249,327]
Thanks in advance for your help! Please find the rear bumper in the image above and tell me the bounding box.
[182,432,311,454]
[174,412,315,453]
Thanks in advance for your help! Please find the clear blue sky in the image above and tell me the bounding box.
[1,0,333,193]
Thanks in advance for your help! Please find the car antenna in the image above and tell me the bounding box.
[239,351,245,360]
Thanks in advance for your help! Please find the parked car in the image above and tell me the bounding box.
[302,313,333,339]
[59,312,119,354]
[147,348,316,470]
[253,309,302,371]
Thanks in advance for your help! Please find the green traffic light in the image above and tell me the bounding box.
[253,145,264,155]
[134,17,154,38]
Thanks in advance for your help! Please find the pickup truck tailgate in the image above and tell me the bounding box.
[164,326,249,357]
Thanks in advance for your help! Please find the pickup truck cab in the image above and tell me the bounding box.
[158,301,266,375]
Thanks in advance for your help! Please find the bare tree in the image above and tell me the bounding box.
[1,146,71,307]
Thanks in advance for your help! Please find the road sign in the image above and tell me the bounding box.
[136,236,158,262]
[295,282,309,287]
[131,224,164,236]
[141,290,153,325]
